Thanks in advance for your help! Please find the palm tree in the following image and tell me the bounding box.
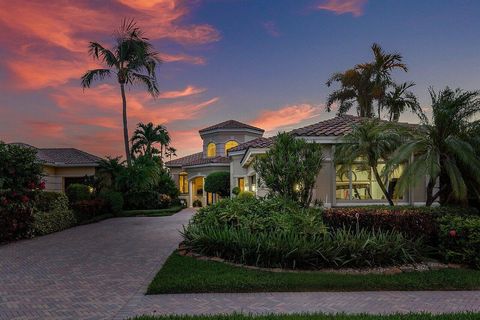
[131,122,171,160]
[81,19,160,167]
[384,82,421,122]
[326,43,409,119]
[97,156,125,189]
[388,87,480,206]
[335,119,405,205]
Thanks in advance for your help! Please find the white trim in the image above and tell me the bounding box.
[200,128,264,136]
[227,150,246,157]
[241,148,268,167]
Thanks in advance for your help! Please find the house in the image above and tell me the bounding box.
[165,120,264,207]
[10,143,102,192]
[228,115,428,207]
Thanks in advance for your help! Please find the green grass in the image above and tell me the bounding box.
[147,253,480,294]
[119,205,184,217]
[129,313,480,320]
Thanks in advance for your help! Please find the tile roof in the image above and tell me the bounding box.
[227,137,274,153]
[199,120,264,134]
[9,143,101,166]
[165,152,229,167]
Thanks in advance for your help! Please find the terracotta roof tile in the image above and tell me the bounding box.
[199,120,264,133]
[227,137,274,153]
[9,143,101,166]
[165,152,229,167]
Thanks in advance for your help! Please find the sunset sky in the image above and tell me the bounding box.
[1,0,480,158]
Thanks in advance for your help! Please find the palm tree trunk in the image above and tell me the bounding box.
[120,83,132,167]
[426,178,436,207]
[372,165,394,206]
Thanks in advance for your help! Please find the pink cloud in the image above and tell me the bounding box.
[158,86,206,99]
[316,0,367,17]
[262,21,281,37]
[251,104,322,133]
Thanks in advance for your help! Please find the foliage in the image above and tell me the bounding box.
[236,191,255,201]
[81,19,161,166]
[0,142,43,191]
[231,187,241,196]
[0,190,35,242]
[148,253,480,294]
[33,208,76,236]
[193,199,203,207]
[326,43,415,120]
[204,172,230,197]
[437,214,480,269]
[335,119,407,205]
[323,206,438,243]
[131,122,172,161]
[99,190,124,214]
[254,132,324,207]
[116,155,162,192]
[387,87,480,206]
[124,191,171,210]
[65,183,92,204]
[71,199,106,222]
[157,169,180,198]
[97,156,125,188]
[34,191,68,212]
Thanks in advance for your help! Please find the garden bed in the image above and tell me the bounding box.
[147,253,480,294]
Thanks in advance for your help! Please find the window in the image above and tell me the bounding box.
[179,172,188,194]
[249,175,256,192]
[207,142,216,157]
[336,163,405,201]
[237,177,245,191]
[225,140,239,152]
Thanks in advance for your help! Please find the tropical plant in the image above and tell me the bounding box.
[81,19,161,166]
[97,156,125,189]
[254,133,324,207]
[326,43,412,119]
[116,155,163,192]
[384,82,421,122]
[204,172,230,197]
[388,87,480,206]
[131,122,172,160]
[335,119,406,206]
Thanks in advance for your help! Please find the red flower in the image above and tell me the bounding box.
[21,195,29,203]
[449,229,457,238]
[27,181,36,189]
[39,181,46,190]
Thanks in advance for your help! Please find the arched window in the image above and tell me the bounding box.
[225,140,239,152]
[207,142,216,157]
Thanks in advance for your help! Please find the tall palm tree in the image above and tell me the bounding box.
[131,122,170,160]
[335,119,405,205]
[81,19,160,167]
[326,43,409,119]
[388,87,480,206]
[384,82,421,122]
[97,156,125,189]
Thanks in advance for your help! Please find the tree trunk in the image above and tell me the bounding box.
[120,83,132,167]
[372,165,394,206]
[426,178,436,207]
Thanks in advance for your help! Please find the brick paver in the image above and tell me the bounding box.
[0,209,194,320]
[2,208,480,320]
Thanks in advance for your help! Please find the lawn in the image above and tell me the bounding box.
[119,205,184,217]
[147,253,480,294]
[130,313,480,320]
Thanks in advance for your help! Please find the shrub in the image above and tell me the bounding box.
[182,225,423,269]
[232,187,241,196]
[323,206,439,242]
[236,191,255,201]
[204,172,230,197]
[34,191,69,212]
[437,214,480,269]
[71,199,106,222]
[33,208,76,236]
[124,190,170,210]
[0,142,43,191]
[0,191,35,242]
[192,199,202,207]
[66,184,91,204]
[99,190,124,214]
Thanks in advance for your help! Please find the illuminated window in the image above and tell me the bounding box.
[335,163,405,201]
[225,140,239,152]
[179,172,188,194]
[207,142,216,157]
[237,177,245,191]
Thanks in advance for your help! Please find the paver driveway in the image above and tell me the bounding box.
[0,208,194,320]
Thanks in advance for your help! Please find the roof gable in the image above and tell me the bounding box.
[199,120,264,134]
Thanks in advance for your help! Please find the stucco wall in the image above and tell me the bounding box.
[42,165,96,192]
[201,131,263,157]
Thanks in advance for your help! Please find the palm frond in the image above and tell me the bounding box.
[81,69,111,88]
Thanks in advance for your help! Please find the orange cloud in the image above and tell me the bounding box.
[251,104,322,133]
[160,53,206,65]
[316,0,367,17]
[159,86,206,99]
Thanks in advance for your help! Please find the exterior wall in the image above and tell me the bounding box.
[201,131,263,157]
[42,165,96,192]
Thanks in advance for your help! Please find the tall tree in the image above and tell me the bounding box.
[388,87,480,206]
[384,82,421,122]
[335,119,405,206]
[81,19,160,167]
[130,122,171,160]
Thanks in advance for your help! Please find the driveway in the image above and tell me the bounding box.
[0,208,194,320]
